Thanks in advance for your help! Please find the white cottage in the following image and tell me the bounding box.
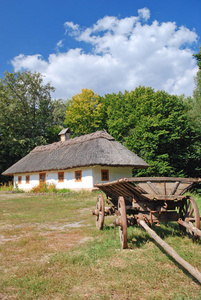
[2,130,149,191]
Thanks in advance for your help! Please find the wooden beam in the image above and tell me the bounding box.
[147,181,160,195]
[177,219,201,237]
[171,181,180,195]
[139,219,201,284]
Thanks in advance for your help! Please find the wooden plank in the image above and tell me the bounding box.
[140,194,186,201]
[178,219,201,237]
[125,177,201,183]
[95,177,201,198]
[147,181,160,195]
[171,181,180,195]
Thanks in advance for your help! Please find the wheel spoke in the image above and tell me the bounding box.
[179,197,200,239]
[118,196,127,249]
[96,194,105,230]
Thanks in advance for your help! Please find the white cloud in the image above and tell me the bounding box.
[138,7,150,21]
[64,21,80,36]
[11,8,198,99]
[56,40,64,48]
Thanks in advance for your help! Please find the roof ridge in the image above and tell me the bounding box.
[31,130,114,153]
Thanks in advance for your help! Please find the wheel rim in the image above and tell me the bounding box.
[96,194,104,230]
[118,196,127,249]
[179,197,200,238]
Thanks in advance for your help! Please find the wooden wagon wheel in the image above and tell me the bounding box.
[96,194,105,230]
[118,196,127,249]
[179,197,200,239]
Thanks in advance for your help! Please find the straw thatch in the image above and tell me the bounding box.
[2,131,149,175]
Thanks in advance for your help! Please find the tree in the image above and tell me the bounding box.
[64,88,106,136]
[190,47,201,127]
[0,70,55,183]
[104,87,199,177]
[46,99,67,143]
[184,47,201,177]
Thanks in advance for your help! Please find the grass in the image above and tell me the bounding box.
[0,191,201,299]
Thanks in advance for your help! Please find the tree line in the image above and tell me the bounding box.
[0,48,201,182]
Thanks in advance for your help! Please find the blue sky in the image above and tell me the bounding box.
[0,0,200,99]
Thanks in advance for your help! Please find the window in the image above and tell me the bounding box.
[18,176,22,184]
[39,173,46,184]
[26,175,30,184]
[58,172,64,182]
[75,170,82,182]
[101,170,109,181]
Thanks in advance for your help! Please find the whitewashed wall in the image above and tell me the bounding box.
[14,173,39,191]
[92,166,133,186]
[14,167,94,191]
[14,166,133,191]
[46,168,93,190]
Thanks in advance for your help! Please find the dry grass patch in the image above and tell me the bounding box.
[0,191,201,299]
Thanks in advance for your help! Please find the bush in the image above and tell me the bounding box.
[0,182,24,193]
[30,183,70,194]
[31,182,51,193]
[0,182,14,191]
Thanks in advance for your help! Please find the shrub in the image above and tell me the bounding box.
[0,182,14,191]
[0,182,24,193]
[31,182,49,193]
[30,182,60,193]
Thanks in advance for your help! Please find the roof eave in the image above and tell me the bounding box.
[2,163,149,176]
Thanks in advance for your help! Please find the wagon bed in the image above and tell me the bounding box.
[95,177,200,202]
[93,176,201,246]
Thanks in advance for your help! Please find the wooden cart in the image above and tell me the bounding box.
[93,177,201,282]
[93,177,201,248]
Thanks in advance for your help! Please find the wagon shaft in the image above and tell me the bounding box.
[178,219,201,237]
[139,219,201,284]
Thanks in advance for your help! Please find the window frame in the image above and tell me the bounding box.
[18,176,22,184]
[75,170,82,182]
[26,175,30,184]
[58,172,64,182]
[39,173,46,184]
[101,170,109,181]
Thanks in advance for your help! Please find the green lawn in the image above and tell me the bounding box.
[0,191,201,299]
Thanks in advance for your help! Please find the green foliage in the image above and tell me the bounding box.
[64,88,107,136]
[105,87,200,177]
[0,182,14,192]
[0,70,58,183]
[46,99,67,143]
[183,47,201,178]
[0,182,24,193]
[62,84,201,177]
[194,46,201,70]
[56,188,71,194]
[190,47,201,130]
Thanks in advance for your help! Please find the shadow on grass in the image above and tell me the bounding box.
[126,222,201,285]
[151,240,201,285]
[95,221,201,284]
[124,222,181,249]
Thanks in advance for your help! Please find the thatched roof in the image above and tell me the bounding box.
[2,131,149,175]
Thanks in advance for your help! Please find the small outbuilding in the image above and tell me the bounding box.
[2,130,149,191]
